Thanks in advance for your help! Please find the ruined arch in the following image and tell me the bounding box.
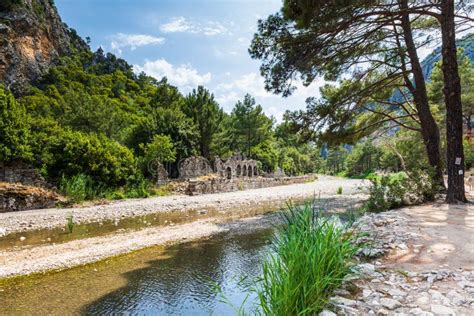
[236,164,241,177]
[226,167,232,179]
[243,165,247,177]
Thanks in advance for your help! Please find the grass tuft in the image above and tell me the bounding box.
[255,203,360,315]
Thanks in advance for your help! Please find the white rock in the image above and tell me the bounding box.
[408,307,434,316]
[19,236,26,241]
[415,296,430,306]
[430,304,455,315]
[446,290,466,305]
[0,227,7,237]
[429,290,450,305]
[380,298,402,310]
[363,289,373,298]
[388,288,407,297]
[330,296,357,307]
[319,310,336,316]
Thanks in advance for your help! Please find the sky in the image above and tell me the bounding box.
[55,0,323,121]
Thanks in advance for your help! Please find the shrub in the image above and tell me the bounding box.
[363,170,437,213]
[38,128,138,187]
[255,204,359,315]
[0,86,31,162]
[59,174,99,202]
[336,186,343,195]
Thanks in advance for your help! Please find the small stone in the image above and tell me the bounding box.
[380,298,402,310]
[429,290,450,305]
[19,236,26,241]
[408,307,434,316]
[430,304,455,315]
[397,243,408,250]
[377,308,390,315]
[319,310,336,316]
[0,227,7,237]
[363,289,373,298]
[330,296,357,307]
[416,295,430,306]
[388,288,407,297]
[446,290,466,305]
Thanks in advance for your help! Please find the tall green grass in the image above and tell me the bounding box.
[59,174,153,203]
[255,204,359,315]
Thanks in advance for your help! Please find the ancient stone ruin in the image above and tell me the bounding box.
[178,154,258,180]
[178,156,212,179]
[218,153,258,179]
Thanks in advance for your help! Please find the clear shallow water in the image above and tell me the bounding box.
[82,229,273,315]
[0,228,274,315]
[0,199,358,315]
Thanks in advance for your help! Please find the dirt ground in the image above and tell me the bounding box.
[385,201,474,271]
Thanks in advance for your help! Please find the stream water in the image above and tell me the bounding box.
[0,226,274,315]
[0,198,359,315]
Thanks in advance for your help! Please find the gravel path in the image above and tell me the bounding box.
[326,203,474,315]
[0,176,367,235]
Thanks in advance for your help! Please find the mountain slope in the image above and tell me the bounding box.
[421,33,474,80]
[0,0,88,95]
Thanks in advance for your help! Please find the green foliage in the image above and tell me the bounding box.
[326,146,349,175]
[363,170,437,213]
[183,86,224,158]
[141,134,176,165]
[336,187,343,195]
[344,141,382,178]
[363,173,408,213]
[59,174,99,203]
[229,94,274,158]
[45,129,137,186]
[66,214,75,234]
[256,204,359,315]
[0,86,31,162]
[0,0,22,11]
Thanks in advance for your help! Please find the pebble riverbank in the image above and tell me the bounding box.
[0,176,366,236]
[321,206,474,316]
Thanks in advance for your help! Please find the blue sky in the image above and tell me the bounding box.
[55,0,323,120]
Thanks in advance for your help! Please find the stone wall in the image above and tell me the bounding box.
[185,175,317,196]
[0,182,62,212]
[0,161,48,187]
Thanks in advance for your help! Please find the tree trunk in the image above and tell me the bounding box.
[399,2,445,190]
[440,0,467,203]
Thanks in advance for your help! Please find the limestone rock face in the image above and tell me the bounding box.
[0,0,87,95]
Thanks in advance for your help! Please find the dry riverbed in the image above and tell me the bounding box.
[0,177,367,278]
[0,176,366,236]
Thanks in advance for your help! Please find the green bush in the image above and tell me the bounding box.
[336,186,343,195]
[255,204,359,315]
[40,129,137,187]
[0,86,31,162]
[363,170,437,213]
[60,173,152,202]
[59,174,99,202]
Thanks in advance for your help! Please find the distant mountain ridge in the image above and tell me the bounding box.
[421,33,474,80]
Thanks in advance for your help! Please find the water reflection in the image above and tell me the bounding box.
[81,229,273,315]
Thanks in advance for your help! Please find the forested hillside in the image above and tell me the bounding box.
[1,44,321,199]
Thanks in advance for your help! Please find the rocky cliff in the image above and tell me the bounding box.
[0,0,88,95]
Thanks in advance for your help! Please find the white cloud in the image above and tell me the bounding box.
[159,17,194,33]
[215,72,325,122]
[159,16,229,36]
[110,33,164,54]
[134,59,211,92]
